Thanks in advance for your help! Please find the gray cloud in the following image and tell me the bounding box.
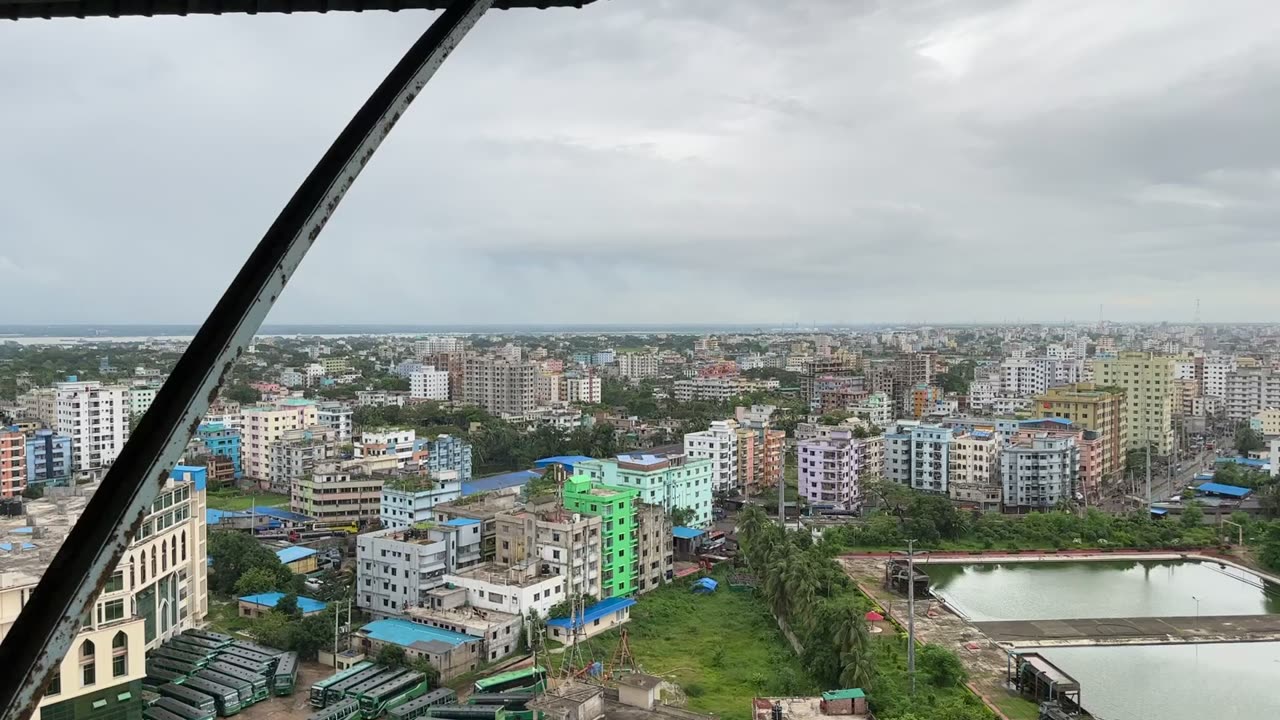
[3,0,1280,325]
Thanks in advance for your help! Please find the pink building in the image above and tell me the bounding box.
[698,361,739,379]
[1013,418,1102,508]
[0,428,26,498]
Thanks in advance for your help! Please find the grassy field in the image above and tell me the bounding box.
[990,695,1040,720]
[551,576,817,720]
[206,488,290,511]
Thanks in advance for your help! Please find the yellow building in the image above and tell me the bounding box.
[1089,353,1174,456]
[1034,383,1128,481]
[321,356,349,375]
[947,430,1000,511]
[1251,409,1280,436]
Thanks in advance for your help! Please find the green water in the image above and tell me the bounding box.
[921,561,1280,720]
[1043,643,1280,720]
[925,560,1280,620]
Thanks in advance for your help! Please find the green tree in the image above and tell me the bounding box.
[274,592,302,618]
[376,644,408,667]
[918,644,967,688]
[235,567,283,596]
[1179,501,1204,530]
[209,531,292,596]
[1235,424,1265,455]
[22,484,44,500]
[670,506,697,527]
[223,384,261,404]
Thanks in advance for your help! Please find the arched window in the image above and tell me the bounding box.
[161,539,168,571]
[111,632,128,677]
[171,537,177,566]
[180,531,187,561]
[151,547,157,577]
[79,640,96,687]
[139,549,147,583]
[128,555,135,587]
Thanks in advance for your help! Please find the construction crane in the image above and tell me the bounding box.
[0,3,597,719]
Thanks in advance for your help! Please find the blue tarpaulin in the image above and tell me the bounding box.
[692,578,718,593]
[672,526,705,540]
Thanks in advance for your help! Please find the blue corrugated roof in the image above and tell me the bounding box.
[1216,456,1270,468]
[1195,482,1252,498]
[1150,507,1169,516]
[672,526,705,540]
[616,454,666,467]
[360,618,476,648]
[462,469,541,496]
[255,507,313,523]
[534,456,595,469]
[547,597,636,630]
[276,546,318,564]
[239,592,327,614]
[1021,417,1073,426]
[0,542,37,551]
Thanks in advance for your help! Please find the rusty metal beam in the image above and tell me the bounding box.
[0,2,492,717]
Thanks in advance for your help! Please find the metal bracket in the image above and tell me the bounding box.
[0,2,491,718]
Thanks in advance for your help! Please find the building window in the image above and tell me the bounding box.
[47,668,61,697]
[80,640,96,687]
[112,632,128,677]
[105,570,124,594]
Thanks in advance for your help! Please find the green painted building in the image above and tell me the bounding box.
[562,475,638,598]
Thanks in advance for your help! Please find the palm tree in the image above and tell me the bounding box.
[781,555,821,628]
[738,505,768,562]
[764,546,796,619]
[832,601,874,689]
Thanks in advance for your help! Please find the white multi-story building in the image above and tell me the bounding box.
[1200,355,1236,399]
[684,420,739,493]
[380,470,464,528]
[55,380,129,471]
[849,392,894,427]
[618,353,660,380]
[1,467,208,720]
[884,421,954,494]
[999,357,1082,398]
[1000,433,1079,510]
[1225,367,1280,424]
[356,521,484,616]
[356,390,409,408]
[561,373,602,404]
[443,563,566,618]
[415,336,465,356]
[240,399,318,480]
[316,401,354,441]
[355,428,417,466]
[409,367,450,401]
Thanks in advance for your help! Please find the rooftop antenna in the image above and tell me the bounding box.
[1195,298,1201,325]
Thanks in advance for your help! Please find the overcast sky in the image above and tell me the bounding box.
[4,0,1280,325]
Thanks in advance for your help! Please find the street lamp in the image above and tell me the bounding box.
[1191,595,1200,620]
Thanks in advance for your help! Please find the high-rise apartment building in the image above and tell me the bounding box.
[415,336,465,355]
[1001,433,1080,511]
[1225,367,1280,424]
[25,430,73,487]
[734,405,785,495]
[797,428,880,511]
[240,398,318,480]
[410,367,450,401]
[561,372,602,404]
[800,356,859,407]
[1197,355,1235,399]
[1,428,26,498]
[561,476,638,598]
[463,355,537,417]
[1033,383,1127,484]
[683,420,739,494]
[55,380,129,471]
[494,506,603,600]
[617,352,659,380]
[1091,352,1176,455]
[291,460,384,524]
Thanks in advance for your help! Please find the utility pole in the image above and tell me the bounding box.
[778,450,787,529]
[1145,434,1152,511]
[907,538,917,695]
